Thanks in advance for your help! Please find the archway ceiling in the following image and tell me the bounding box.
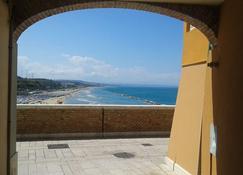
[124,0,223,5]
[11,0,222,44]
[11,0,224,5]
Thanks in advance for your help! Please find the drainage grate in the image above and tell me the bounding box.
[47,144,69,149]
[142,143,153,146]
[113,152,135,159]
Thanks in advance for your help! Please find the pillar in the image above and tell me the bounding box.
[0,1,10,175]
[0,1,17,174]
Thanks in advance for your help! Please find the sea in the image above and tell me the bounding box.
[64,86,178,105]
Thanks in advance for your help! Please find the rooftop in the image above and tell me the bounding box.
[17,138,174,175]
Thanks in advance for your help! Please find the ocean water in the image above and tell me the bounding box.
[64,86,178,105]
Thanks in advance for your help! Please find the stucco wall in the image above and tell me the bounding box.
[200,44,215,175]
[211,0,243,174]
[17,105,174,140]
[168,23,209,175]
[182,23,209,66]
[168,63,207,175]
[0,1,9,175]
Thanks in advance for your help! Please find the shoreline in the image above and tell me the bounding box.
[17,86,177,105]
[17,87,91,104]
[41,88,84,104]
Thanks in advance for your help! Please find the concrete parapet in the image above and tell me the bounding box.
[17,104,174,140]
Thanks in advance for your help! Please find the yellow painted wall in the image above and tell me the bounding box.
[200,41,217,175]
[168,23,209,175]
[180,2,243,175]
[210,0,243,174]
[0,1,9,175]
[182,23,209,66]
[168,63,207,174]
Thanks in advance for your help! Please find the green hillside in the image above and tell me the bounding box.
[17,76,64,93]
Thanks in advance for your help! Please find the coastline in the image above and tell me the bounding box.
[17,86,177,105]
[17,87,88,104]
[41,88,83,104]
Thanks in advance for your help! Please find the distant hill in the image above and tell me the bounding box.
[17,76,104,95]
[17,76,63,94]
[56,79,105,88]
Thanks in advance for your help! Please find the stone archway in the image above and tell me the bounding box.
[2,1,243,175]
[12,0,220,45]
[4,1,222,175]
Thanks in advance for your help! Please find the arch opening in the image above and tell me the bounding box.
[11,2,215,175]
[15,8,185,175]
[13,1,219,45]
[17,8,182,105]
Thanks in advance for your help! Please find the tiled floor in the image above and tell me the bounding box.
[17,138,174,175]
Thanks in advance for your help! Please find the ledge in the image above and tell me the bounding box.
[17,104,175,109]
[17,131,170,141]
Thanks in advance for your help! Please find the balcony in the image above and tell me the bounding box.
[17,104,175,175]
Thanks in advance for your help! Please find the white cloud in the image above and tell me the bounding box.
[18,55,180,85]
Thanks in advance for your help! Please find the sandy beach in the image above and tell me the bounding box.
[41,88,84,104]
[17,87,87,104]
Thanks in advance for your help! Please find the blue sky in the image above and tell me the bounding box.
[17,8,183,86]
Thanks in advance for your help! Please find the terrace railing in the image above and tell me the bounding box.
[17,104,175,140]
